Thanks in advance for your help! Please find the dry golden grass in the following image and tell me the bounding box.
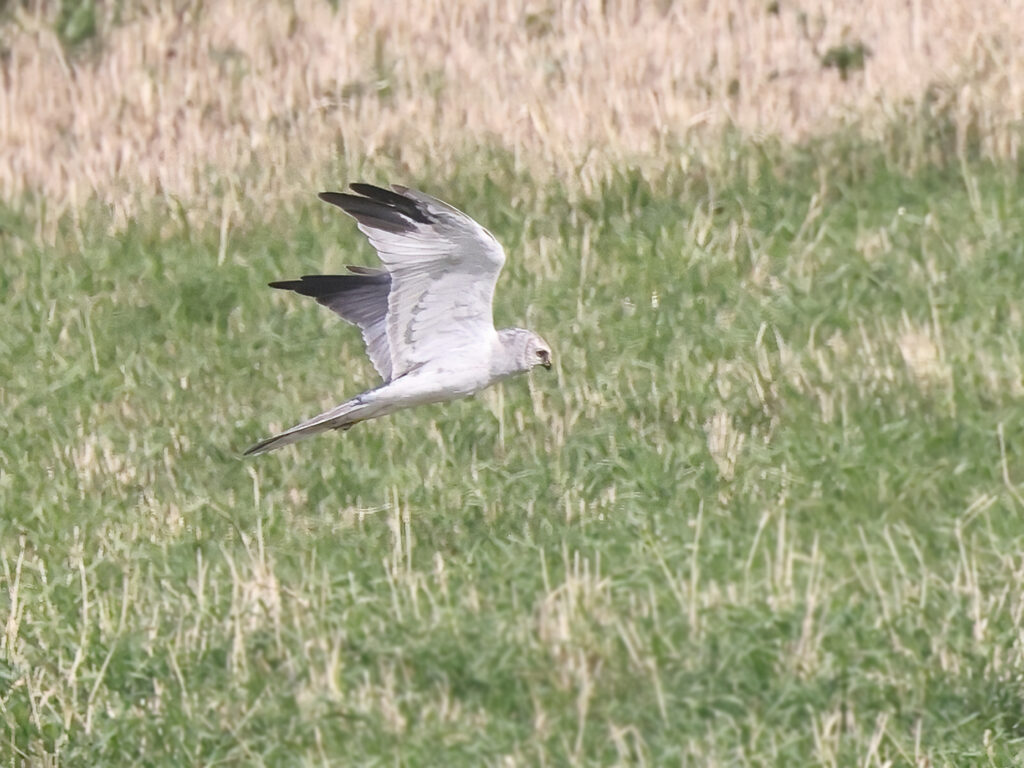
[2,0,1023,218]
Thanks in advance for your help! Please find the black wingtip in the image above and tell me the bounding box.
[347,183,417,211]
[318,191,347,207]
[348,182,391,197]
[266,273,391,303]
[269,279,319,292]
[318,184,432,228]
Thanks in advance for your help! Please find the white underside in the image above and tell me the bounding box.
[245,335,512,455]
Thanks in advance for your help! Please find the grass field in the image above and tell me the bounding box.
[3,134,1024,764]
[4,1,1024,764]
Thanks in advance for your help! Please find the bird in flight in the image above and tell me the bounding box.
[245,183,552,455]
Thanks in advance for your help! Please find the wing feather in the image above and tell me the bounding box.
[269,270,393,381]
[319,185,505,379]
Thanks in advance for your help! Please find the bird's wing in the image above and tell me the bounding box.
[269,268,393,381]
[319,184,505,380]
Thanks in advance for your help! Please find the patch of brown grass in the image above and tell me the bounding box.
[2,0,1022,219]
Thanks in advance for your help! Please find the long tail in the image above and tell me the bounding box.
[244,394,382,456]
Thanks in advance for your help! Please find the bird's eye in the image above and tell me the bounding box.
[536,350,545,358]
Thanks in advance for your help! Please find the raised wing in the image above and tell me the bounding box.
[319,184,505,379]
[268,268,393,381]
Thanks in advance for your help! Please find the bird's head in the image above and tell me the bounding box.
[524,332,553,371]
[497,328,553,376]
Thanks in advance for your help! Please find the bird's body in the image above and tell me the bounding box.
[245,184,551,455]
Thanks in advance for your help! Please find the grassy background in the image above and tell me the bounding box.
[3,136,1024,764]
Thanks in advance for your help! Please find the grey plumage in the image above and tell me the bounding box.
[245,183,552,456]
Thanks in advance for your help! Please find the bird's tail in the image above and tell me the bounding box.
[243,394,381,456]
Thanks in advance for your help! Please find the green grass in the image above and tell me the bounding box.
[3,139,1024,765]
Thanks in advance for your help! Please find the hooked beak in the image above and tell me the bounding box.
[543,360,552,370]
